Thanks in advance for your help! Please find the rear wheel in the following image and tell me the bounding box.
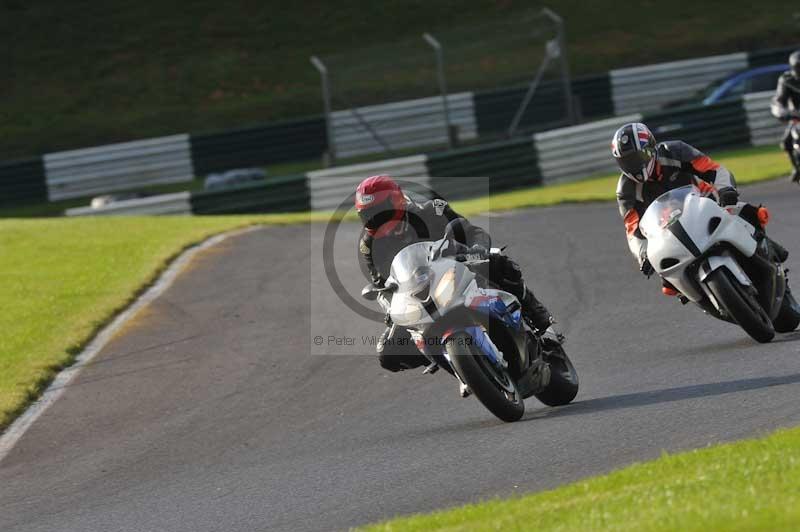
[774,288,800,333]
[534,340,579,406]
[706,268,775,343]
[446,331,524,422]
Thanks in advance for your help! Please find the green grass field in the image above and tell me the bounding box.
[2,0,797,159]
[0,217,258,428]
[360,425,800,531]
[0,144,789,431]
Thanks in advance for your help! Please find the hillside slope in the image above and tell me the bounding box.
[2,0,796,159]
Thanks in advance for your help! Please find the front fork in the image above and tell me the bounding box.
[411,325,509,381]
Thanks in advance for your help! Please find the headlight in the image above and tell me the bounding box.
[433,268,456,306]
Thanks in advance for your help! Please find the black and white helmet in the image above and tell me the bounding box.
[790,50,800,78]
[611,122,657,183]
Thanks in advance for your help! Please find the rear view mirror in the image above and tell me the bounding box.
[361,284,380,300]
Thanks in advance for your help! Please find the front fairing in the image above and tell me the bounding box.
[387,242,476,328]
[640,186,757,302]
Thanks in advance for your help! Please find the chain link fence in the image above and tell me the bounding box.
[311,8,573,164]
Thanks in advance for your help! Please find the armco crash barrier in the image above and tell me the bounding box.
[426,137,541,199]
[534,114,642,184]
[643,99,750,152]
[472,74,613,139]
[44,135,195,201]
[306,155,430,211]
[190,174,310,215]
[0,157,47,206]
[67,175,310,217]
[331,93,477,159]
[62,89,788,217]
[190,116,327,176]
[609,53,749,116]
[65,192,192,216]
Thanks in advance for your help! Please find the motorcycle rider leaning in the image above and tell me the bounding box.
[770,50,800,182]
[356,175,554,375]
[612,122,789,293]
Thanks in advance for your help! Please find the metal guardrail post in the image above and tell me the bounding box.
[310,55,337,166]
[507,42,555,138]
[541,7,576,125]
[423,32,455,149]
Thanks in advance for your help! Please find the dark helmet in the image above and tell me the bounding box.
[611,122,658,183]
[790,50,800,78]
[355,175,407,238]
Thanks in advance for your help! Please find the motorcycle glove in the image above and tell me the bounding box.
[453,243,488,262]
[467,244,488,256]
[717,186,739,207]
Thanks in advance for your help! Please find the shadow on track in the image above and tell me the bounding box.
[523,372,800,422]
[361,372,800,440]
[677,331,800,357]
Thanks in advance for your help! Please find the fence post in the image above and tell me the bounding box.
[507,42,555,137]
[541,7,576,125]
[423,32,455,149]
[310,55,337,166]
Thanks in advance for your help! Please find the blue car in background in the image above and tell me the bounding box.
[665,64,788,108]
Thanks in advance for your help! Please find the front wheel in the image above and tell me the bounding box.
[705,268,775,343]
[446,331,524,422]
[534,340,579,406]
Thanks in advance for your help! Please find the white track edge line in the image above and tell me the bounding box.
[0,225,261,463]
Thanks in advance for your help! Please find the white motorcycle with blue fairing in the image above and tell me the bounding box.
[362,223,579,422]
[640,185,800,343]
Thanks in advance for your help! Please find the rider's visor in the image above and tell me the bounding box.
[358,196,396,231]
[617,149,653,182]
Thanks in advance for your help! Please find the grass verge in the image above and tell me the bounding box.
[360,425,800,531]
[0,216,261,429]
[0,144,790,430]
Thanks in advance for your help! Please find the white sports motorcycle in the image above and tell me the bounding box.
[640,185,800,343]
[362,224,579,422]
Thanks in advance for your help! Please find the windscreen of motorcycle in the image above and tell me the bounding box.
[388,242,435,327]
[639,185,698,239]
[389,242,435,293]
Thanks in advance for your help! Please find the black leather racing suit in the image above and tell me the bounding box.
[617,140,738,268]
[359,197,552,372]
[770,71,800,175]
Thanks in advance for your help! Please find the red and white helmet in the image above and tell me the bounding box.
[355,175,407,238]
[611,122,657,183]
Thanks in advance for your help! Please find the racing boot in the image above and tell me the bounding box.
[377,324,428,372]
[790,152,800,183]
[458,382,472,398]
[520,287,555,335]
[751,207,789,263]
[769,237,790,263]
[756,233,789,263]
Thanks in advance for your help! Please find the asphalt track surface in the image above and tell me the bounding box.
[3,180,800,531]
